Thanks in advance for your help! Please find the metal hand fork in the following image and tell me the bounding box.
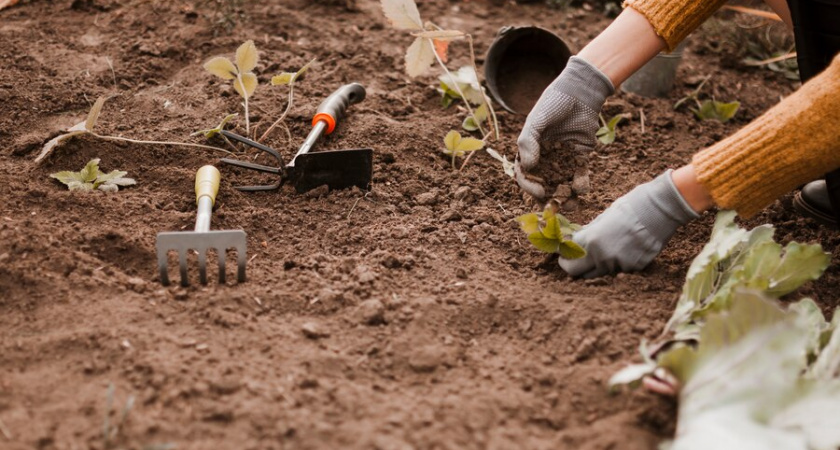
[155,166,247,286]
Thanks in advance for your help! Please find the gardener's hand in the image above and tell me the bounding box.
[515,56,614,200]
[559,171,700,278]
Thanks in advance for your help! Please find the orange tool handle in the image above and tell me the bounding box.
[312,83,366,134]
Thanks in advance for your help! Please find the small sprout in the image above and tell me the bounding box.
[50,158,136,192]
[515,206,585,259]
[485,148,514,178]
[443,130,484,169]
[462,103,489,132]
[192,113,238,138]
[204,40,259,134]
[596,113,627,145]
[693,99,740,122]
[261,58,317,142]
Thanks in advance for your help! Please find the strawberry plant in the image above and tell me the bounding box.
[50,158,136,192]
[674,77,740,123]
[204,40,259,135]
[515,206,586,259]
[595,113,628,145]
[443,130,483,169]
[35,96,232,164]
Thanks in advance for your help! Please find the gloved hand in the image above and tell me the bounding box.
[516,56,615,200]
[559,171,700,278]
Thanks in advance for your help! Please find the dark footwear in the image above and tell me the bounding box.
[794,180,838,227]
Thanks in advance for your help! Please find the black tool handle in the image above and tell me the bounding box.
[311,83,366,135]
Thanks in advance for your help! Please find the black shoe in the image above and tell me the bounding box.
[794,180,838,227]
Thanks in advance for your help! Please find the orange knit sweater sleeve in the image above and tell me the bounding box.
[692,54,840,218]
[623,0,728,51]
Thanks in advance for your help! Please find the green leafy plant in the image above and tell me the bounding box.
[35,96,232,164]
[515,206,586,259]
[674,77,740,123]
[443,130,484,169]
[440,66,485,108]
[204,40,259,135]
[51,158,136,192]
[193,113,238,151]
[608,212,835,449]
[462,103,488,132]
[486,148,514,178]
[595,113,627,145]
[260,57,317,142]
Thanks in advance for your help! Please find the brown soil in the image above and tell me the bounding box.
[1,1,837,449]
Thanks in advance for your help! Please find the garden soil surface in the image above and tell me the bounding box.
[1,1,838,449]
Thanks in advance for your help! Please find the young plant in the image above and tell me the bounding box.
[674,77,740,123]
[486,148,514,178]
[443,130,483,169]
[596,113,628,145]
[260,57,316,142]
[462,103,488,132]
[193,113,239,151]
[204,40,259,135]
[440,66,485,108]
[380,0,499,140]
[515,206,586,259]
[51,158,136,192]
[35,96,233,164]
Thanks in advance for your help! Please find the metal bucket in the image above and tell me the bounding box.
[484,26,572,115]
[621,41,687,98]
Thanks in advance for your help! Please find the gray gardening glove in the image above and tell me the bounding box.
[559,171,700,278]
[515,56,615,200]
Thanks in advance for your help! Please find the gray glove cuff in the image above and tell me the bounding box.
[551,56,615,112]
[634,170,701,241]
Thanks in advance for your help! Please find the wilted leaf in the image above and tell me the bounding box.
[486,148,514,178]
[433,39,450,63]
[380,0,423,30]
[204,56,238,80]
[405,37,435,77]
[694,100,740,122]
[234,72,257,99]
[235,40,258,73]
[35,129,87,163]
[85,96,107,132]
[439,66,484,105]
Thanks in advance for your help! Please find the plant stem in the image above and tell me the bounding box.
[451,151,456,170]
[237,73,250,135]
[459,131,490,172]
[466,34,500,141]
[260,80,296,143]
[91,133,235,155]
[430,40,485,136]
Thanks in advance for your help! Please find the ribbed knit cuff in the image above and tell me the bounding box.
[693,54,840,218]
[623,0,727,51]
[635,170,699,241]
[555,56,615,112]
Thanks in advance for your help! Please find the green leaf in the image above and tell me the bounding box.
[442,130,484,157]
[50,159,133,192]
[271,73,294,86]
[557,240,586,260]
[765,242,830,296]
[515,213,540,235]
[438,66,485,105]
[462,104,488,132]
[527,232,560,254]
[79,159,101,182]
[95,169,128,185]
[50,170,86,185]
[192,113,238,138]
[542,210,559,240]
[596,114,626,145]
[693,100,740,122]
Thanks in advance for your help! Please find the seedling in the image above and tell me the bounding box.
[35,96,232,164]
[674,76,740,123]
[515,206,585,259]
[260,57,317,142]
[596,113,628,145]
[443,130,483,169]
[440,66,485,108]
[193,113,239,151]
[204,40,259,135]
[485,148,514,178]
[380,0,499,140]
[462,103,488,132]
[50,158,136,192]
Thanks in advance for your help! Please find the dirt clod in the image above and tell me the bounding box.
[354,299,385,326]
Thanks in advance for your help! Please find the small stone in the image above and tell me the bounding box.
[453,186,472,202]
[354,299,385,325]
[409,345,446,373]
[561,198,579,212]
[126,276,146,293]
[440,209,462,222]
[415,191,438,206]
[301,321,330,339]
[553,184,572,200]
[455,268,468,279]
[210,379,242,396]
[571,169,591,195]
[173,289,188,301]
[381,152,396,164]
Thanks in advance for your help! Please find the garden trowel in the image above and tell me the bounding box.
[155,165,247,286]
[220,83,373,193]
